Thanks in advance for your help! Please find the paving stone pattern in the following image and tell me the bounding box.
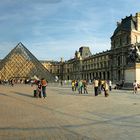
[0,84,140,140]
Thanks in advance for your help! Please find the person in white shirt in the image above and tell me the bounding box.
[109,80,112,91]
[93,79,99,96]
[133,80,138,94]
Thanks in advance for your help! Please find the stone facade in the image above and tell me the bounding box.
[1,13,140,83]
[42,12,140,83]
[110,12,140,83]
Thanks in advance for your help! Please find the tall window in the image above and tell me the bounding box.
[126,35,129,44]
[120,38,122,46]
[67,69,69,73]
[118,56,121,66]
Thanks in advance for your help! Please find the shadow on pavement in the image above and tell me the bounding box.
[0,93,9,96]
[12,91,34,98]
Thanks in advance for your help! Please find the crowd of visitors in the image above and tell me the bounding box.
[71,80,88,94]
[70,79,112,97]
[0,79,24,86]
[93,79,110,97]
[1,77,139,97]
[0,77,48,99]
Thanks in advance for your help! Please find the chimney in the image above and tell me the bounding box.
[136,12,140,31]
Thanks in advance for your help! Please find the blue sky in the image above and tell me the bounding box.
[0,0,140,60]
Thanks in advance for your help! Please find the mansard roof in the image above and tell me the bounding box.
[112,15,137,38]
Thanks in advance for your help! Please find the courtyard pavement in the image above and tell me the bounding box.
[0,84,140,140]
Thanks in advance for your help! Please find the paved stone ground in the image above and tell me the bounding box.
[0,84,140,140]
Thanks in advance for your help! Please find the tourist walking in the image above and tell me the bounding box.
[109,80,112,91]
[78,80,83,94]
[60,80,63,86]
[71,81,75,92]
[103,80,109,97]
[101,80,104,91]
[37,80,42,98]
[74,80,78,91]
[98,79,102,94]
[11,79,14,87]
[133,80,138,94]
[41,78,47,98]
[83,80,88,94]
[93,79,99,96]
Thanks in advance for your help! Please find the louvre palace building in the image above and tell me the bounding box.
[1,12,140,83]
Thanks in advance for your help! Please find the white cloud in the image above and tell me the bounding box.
[0,0,140,61]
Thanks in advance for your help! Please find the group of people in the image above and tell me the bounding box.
[71,79,112,97]
[34,78,48,98]
[71,80,88,94]
[34,77,139,98]
[79,80,88,94]
[93,79,111,97]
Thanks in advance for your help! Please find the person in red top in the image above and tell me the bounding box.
[41,78,47,98]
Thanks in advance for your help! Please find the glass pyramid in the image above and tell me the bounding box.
[0,42,54,82]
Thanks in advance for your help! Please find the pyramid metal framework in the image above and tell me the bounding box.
[0,43,55,82]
